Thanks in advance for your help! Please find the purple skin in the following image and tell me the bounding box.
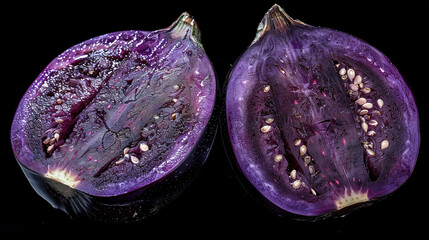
[11,13,216,221]
[226,5,419,217]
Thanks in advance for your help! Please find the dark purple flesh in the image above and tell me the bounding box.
[10,13,216,222]
[225,5,419,217]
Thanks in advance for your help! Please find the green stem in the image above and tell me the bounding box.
[168,12,202,48]
[252,4,307,44]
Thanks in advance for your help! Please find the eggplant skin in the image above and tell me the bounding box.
[225,5,419,217]
[10,12,218,222]
[18,114,217,223]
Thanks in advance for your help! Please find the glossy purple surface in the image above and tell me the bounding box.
[11,13,216,198]
[226,5,419,216]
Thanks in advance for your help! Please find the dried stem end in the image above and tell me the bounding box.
[168,12,202,48]
[252,4,308,44]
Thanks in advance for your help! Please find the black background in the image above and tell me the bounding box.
[2,0,427,238]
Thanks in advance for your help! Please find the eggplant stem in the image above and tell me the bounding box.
[252,4,308,44]
[167,12,202,48]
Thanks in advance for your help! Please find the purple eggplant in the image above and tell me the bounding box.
[10,12,217,222]
[225,4,419,217]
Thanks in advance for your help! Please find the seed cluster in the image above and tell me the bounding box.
[337,64,390,157]
[42,99,66,155]
[115,142,151,166]
[292,138,317,195]
[260,84,318,196]
[259,64,394,197]
[42,130,61,154]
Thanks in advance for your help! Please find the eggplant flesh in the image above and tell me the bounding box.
[11,12,217,222]
[225,5,419,217]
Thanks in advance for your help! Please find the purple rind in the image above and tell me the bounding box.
[225,5,419,217]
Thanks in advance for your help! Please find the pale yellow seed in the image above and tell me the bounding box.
[55,118,64,124]
[347,69,355,81]
[367,130,376,136]
[292,180,302,189]
[299,145,307,156]
[274,154,283,163]
[380,140,389,150]
[139,143,149,152]
[361,122,368,132]
[290,169,297,180]
[353,75,362,85]
[263,85,271,93]
[368,120,378,126]
[123,147,130,155]
[261,125,272,133]
[56,99,63,105]
[115,158,125,165]
[361,87,371,94]
[366,148,375,156]
[362,102,373,109]
[359,109,369,115]
[339,68,346,76]
[54,133,60,141]
[355,97,367,105]
[43,138,50,145]
[130,155,140,164]
[265,118,274,124]
[294,139,302,146]
[377,99,384,108]
[349,84,359,92]
[47,145,54,153]
[171,113,177,120]
[311,188,317,196]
